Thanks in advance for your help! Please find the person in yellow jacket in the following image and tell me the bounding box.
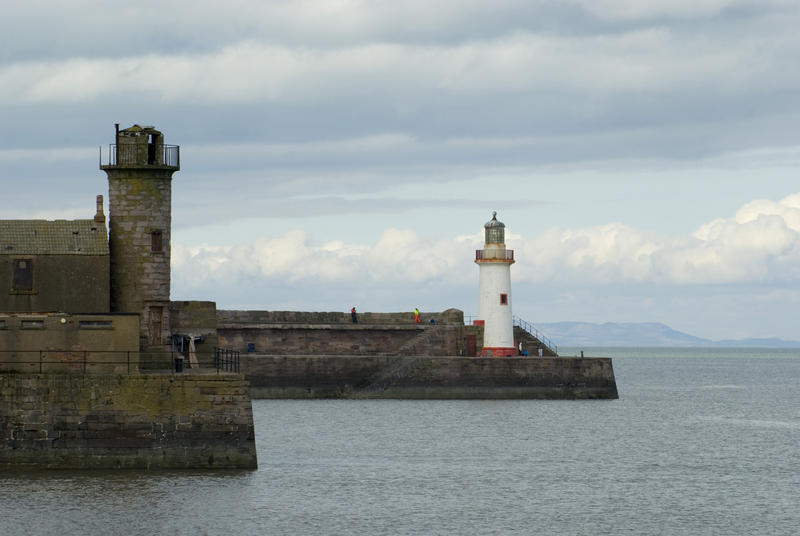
[414,307,420,323]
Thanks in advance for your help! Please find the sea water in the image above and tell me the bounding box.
[1,348,799,535]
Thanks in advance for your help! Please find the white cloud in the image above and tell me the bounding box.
[173,193,800,293]
[173,228,477,293]
[519,193,800,285]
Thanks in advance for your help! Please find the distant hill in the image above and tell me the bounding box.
[536,322,800,348]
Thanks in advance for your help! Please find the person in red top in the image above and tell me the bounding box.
[351,307,358,323]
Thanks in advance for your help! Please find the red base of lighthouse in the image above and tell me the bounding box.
[480,347,517,357]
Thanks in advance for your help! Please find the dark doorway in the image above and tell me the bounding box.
[466,334,477,357]
[147,134,158,164]
[148,306,163,345]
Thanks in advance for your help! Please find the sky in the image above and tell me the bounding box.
[1,0,800,341]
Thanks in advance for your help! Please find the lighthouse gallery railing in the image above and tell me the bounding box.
[475,249,514,261]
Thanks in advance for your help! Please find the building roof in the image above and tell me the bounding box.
[0,220,108,255]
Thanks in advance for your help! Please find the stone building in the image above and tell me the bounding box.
[0,124,217,370]
[0,198,109,313]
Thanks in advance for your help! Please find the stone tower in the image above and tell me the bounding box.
[100,124,180,349]
[475,211,516,356]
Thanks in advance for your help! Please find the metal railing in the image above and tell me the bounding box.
[214,347,240,373]
[0,350,135,374]
[462,314,559,356]
[512,315,558,356]
[0,348,239,375]
[475,249,514,261]
[100,144,180,167]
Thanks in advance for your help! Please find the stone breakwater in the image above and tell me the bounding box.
[242,355,618,400]
[0,374,257,469]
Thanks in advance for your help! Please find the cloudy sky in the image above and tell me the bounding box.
[2,0,800,341]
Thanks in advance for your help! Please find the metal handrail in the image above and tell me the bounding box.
[100,144,180,167]
[214,347,240,373]
[0,348,238,374]
[512,315,558,355]
[462,314,559,356]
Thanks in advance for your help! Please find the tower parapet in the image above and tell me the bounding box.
[101,124,180,169]
[100,124,179,350]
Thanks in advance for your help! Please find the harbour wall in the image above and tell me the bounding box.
[218,309,465,356]
[0,374,257,469]
[242,355,618,399]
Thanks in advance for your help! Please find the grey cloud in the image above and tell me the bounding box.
[171,195,540,228]
[2,1,799,231]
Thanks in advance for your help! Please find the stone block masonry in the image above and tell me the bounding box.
[217,309,465,356]
[0,374,257,469]
[108,172,173,313]
[242,355,618,400]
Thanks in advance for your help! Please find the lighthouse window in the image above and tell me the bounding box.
[485,227,504,244]
[500,293,508,305]
[151,230,163,252]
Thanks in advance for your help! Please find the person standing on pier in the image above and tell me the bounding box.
[414,308,421,323]
[351,307,358,323]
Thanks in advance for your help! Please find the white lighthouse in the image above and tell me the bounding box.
[475,212,516,357]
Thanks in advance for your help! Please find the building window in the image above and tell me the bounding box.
[0,320,6,329]
[151,230,163,252]
[79,320,113,329]
[21,319,44,329]
[500,293,508,305]
[13,259,33,290]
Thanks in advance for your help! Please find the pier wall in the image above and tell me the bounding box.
[218,309,465,356]
[0,374,257,469]
[242,355,618,400]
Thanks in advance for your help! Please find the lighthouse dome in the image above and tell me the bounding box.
[484,211,505,245]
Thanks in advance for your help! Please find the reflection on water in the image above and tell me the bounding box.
[2,350,799,536]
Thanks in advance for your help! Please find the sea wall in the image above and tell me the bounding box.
[218,309,465,356]
[242,355,618,399]
[218,309,464,325]
[0,374,257,469]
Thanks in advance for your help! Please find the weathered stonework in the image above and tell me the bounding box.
[0,313,139,374]
[242,355,618,399]
[217,309,466,356]
[101,126,177,350]
[0,374,257,469]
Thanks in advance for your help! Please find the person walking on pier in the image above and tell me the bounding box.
[414,308,420,323]
[351,307,358,323]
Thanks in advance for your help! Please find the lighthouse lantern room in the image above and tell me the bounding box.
[475,212,516,357]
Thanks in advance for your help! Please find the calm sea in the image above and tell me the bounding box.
[2,348,799,536]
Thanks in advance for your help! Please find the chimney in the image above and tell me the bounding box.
[95,195,106,224]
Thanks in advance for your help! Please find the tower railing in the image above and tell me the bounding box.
[100,144,180,168]
[512,315,559,356]
[475,249,514,261]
